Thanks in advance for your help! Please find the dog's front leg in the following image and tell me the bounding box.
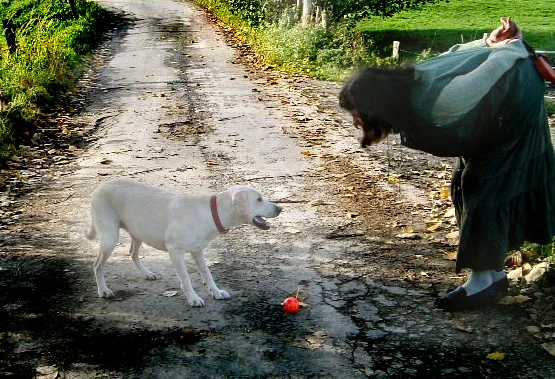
[168,249,204,307]
[191,250,230,300]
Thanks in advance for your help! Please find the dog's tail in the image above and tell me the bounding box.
[85,222,97,240]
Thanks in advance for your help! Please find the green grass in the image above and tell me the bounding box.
[356,0,555,60]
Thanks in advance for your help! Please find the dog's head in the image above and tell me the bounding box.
[229,186,282,230]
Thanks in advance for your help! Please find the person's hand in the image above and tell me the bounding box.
[486,17,522,47]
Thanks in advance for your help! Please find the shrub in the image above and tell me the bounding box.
[0,0,116,164]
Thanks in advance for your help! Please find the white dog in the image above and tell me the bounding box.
[85,178,282,307]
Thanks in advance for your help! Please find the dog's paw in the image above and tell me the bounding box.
[143,272,157,280]
[187,294,205,307]
[211,289,231,300]
[98,288,114,298]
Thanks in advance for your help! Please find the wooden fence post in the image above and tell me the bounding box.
[392,41,400,61]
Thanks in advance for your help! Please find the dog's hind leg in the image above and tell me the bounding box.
[192,250,230,300]
[93,230,118,298]
[168,249,204,307]
[129,237,156,280]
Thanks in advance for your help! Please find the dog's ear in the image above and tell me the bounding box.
[232,189,250,218]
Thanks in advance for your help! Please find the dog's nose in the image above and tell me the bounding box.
[275,205,282,215]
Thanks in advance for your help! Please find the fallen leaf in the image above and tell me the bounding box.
[311,199,332,206]
[498,296,514,305]
[439,187,451,199]
[486,352,505,361]
[396,232,421,240]
[445,231,459,239]
[498,295,531,305]
[388,175,401,184]
[301,150,317,157]
[36,366,58,379]
[513,295,532,304]
[426,221,442,232]
[541,342,555,356]
[284,227,301,234]
[444,207,456,218]
[162,290,178,297]
[443,251,458,261]
[507,267,523,281]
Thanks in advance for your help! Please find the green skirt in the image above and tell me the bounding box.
[451,121,555,272]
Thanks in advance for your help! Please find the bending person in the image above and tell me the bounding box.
[338,18,555,311]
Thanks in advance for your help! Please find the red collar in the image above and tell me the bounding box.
[210,195,227,233]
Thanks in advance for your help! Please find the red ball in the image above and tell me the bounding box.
[282,297,300,314]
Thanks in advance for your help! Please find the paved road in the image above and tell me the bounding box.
[1,1,554,378]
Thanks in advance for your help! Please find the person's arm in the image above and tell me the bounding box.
[485,17,522,47]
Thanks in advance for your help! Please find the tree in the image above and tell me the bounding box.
[301,0,312,26]
[329,0,446,22]
[2,18,16,54]
[219,0,445,28]
[68,0,79,19]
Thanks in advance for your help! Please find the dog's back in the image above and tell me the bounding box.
[87,179,179,250]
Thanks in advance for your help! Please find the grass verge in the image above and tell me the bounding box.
[0,0,117,165]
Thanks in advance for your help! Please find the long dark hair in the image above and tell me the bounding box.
[339,66,416,147]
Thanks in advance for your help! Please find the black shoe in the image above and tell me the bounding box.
[434,284,499,312]
[493,276,509,296]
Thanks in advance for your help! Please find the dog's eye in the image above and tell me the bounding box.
[257,197,262,202]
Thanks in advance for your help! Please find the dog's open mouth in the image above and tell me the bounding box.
[253,216,271,230]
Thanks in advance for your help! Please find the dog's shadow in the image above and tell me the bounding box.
[101,288,144,301]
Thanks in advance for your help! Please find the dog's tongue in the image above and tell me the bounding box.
[253,216,270,230]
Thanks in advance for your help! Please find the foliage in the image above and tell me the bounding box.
[519,241,554,265]
[253,20,398,80]
[226,0,264,26]
[330,0,446,22]
[209,0,445,26]
[0,0,115,163]
[546,100,555,118]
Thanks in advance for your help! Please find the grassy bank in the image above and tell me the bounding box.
[0,0,116,164]
[193,0,554,81]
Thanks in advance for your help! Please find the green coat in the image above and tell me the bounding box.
[406,40,555,272]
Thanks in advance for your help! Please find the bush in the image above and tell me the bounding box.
[0,0,116,165]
